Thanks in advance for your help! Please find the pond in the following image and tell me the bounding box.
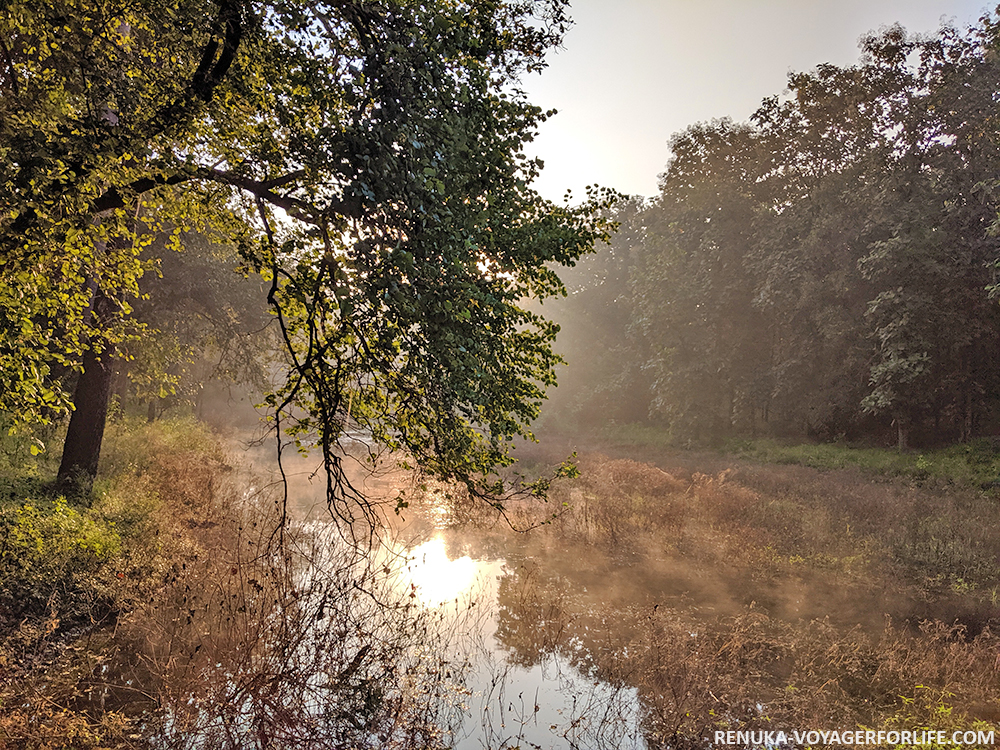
[263,444,651,749]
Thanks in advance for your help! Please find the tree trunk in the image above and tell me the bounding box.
[57,346,114,496]
[55,211,134,496]
[962,387,973,443]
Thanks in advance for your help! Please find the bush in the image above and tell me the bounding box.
[0,496,124,623]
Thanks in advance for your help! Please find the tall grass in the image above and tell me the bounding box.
[507,451,1000,746]
[598,422,1000,488]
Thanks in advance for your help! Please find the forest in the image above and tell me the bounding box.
[551,16,1000,451]
[5,0,1000,748]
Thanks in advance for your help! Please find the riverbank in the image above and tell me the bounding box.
[472,434,1000,745]
[0,419,474,750]
[0,417,236,748]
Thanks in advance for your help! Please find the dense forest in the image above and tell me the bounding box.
[7,2,1000,748]
[551,16,1000,450]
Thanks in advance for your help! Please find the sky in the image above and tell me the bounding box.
[519,0,992,202]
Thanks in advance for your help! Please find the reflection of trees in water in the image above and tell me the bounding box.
[494,561,572,668]
[117,485,474,750]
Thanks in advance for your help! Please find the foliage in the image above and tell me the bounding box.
[0,495,122,610]
[549,13,1000,448]
[0,0,616,513]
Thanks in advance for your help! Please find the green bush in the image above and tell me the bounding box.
[0,417,218,628]
[0,495,124,621]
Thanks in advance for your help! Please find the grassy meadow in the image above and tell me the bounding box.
[488,433,1000,748]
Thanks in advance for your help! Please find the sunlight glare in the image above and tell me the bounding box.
[405,536,478,606]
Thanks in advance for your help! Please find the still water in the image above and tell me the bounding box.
[392,532,647,750]
[269,446,649,749]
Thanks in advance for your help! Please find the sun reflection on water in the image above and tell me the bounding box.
[404,536,479,606]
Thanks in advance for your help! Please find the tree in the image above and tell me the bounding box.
[541,196,652,431]
[621,14,1000,447]
[854,23,1000,447]
[0,0,614,507]
[748,54,887,439]
[632,120,771,443]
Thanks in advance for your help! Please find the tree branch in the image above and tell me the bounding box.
[90,167,362,223]
[147,0,245,137]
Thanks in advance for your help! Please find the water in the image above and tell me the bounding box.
[392,532,647,749]
[236,441,650,748]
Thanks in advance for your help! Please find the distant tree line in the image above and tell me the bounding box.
[551,14,1000,449]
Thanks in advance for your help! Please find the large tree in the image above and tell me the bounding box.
[632,120,771,443]
[0,0,614,508]
[621,15,1000,447]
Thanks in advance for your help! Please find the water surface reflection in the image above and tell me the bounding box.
[388,527,646,749]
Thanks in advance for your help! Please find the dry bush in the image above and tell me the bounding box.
[0,706,135,750]
[115,474,474,750]
[549,455,688,549]
[563,604,1000,749]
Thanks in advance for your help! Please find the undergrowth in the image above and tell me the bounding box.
[0,416,228,749]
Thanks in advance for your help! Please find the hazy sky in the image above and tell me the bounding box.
[520,0,991,202]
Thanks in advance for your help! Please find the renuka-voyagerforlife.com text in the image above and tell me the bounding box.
[714,729,997,746]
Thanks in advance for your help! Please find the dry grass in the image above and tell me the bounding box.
[543,453,1000,611]
[469,448,1000,745]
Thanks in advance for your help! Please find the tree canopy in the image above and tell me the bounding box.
[0,0,615,513]
[553,13,1000,449]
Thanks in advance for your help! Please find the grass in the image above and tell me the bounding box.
[599,422,1000,488]
[0,415,230,749]
[727,437,1000,487]
[497,450,1000,746]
